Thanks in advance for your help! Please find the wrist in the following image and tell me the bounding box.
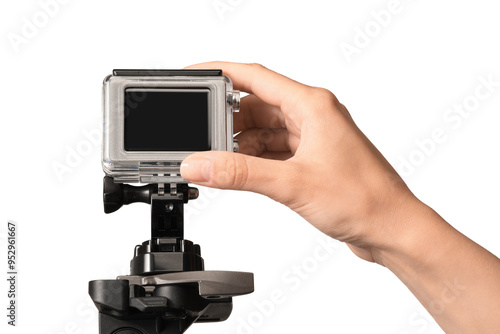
[368,195,455,270]
[364,193,500,334]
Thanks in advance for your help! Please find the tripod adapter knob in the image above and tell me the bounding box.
[103,176,153,213]
[103,177,199,214]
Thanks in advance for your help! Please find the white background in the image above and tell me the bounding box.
[1,0,499,333]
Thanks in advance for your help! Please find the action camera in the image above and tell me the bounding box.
[102,69,240,184]
[90,69,253,334]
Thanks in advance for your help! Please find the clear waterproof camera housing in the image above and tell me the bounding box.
[103,69,239,184]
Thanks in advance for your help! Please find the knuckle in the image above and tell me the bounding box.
[248,62,266,70]
[229,156,250,188]
[258,128,274,145]
[302,87,344,116]
[212,155,249,189]
[310,87,338,104]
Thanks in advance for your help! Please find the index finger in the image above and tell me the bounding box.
[185,62,309,110]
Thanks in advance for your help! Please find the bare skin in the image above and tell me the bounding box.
[180,62,500,333]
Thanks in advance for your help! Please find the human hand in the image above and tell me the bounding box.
[181,62,500,334]
[180,62,421,263]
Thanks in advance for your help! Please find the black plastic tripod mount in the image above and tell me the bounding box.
[89,177,254,334]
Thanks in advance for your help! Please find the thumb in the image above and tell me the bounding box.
[180,151,295,201]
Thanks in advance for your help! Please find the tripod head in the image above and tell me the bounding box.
[89,70,253,334]
[89,177,254,334]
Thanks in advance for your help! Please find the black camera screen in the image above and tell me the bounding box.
[124,89,210,151]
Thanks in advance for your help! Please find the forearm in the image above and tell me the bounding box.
[371,199,500,333]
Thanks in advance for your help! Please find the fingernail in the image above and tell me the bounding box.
[180,158,212,183]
